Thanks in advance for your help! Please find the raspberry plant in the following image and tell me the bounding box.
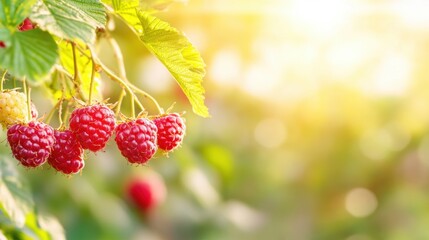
[0,1,208,238]
[0,0,209,170]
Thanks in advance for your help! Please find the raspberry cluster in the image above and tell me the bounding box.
[2,96,186,175]
[4,103,116,174]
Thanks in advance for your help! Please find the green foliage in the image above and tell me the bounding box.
[0,0,209,117]
[0,156,65,240]
[137,11,209,117]
[31,0,106,43]
[0,0,36,28]
[0,29,58,83]
[0,0,57,83]
[0,156,33,227]
[105,1,210,117]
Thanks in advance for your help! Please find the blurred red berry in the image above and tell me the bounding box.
[18,18,34,31]
[126,174,166,212]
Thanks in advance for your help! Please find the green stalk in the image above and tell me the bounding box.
[115,89,126,116]
[88,49,96,105]
[1,70,7,91]
[105,34,163,115]
[22,77,31,122]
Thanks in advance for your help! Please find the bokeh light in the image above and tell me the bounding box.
[345,188,378,218]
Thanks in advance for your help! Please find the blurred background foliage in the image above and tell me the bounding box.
[3,0,429,239]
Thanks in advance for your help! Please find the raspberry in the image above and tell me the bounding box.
[0,41,5,48]
[153,113,186,151]
[48,130,84,174]
[115,118,158,164]
[7,121,55,167]
[126,174,166,212]
[18,18,34,31]
[0,90,29,128]
[69,104,116,152]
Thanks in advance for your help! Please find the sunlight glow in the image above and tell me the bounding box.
[288,0,354,38]
[209,49,243,85]
[138,57,172,93]
[368,54,412,96]
[254,118,286,148]
[345,188,378,218]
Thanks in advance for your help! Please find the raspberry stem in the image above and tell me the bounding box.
[57,97,64,128]
[88,46,145,114]
[115,89,126,116]
[23,77,31,122]
[128,83,164,115]
[106,34,127,80]
[71,42,85,100]
[61,101,70,128]
[96,59,144,110]
[88,49,96,105]
[104,33,164,115]
[46,100,63,125]
[131,92,135,118]
[1,70,7,91]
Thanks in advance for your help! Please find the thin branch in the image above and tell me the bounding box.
[88,49,96,104]
[22,77,31,122]
[105,33,164,115]
[1,70,7,91]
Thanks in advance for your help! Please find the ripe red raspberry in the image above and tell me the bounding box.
[7,121,55,167]
[115,118,158,164]
[69,104,116,152]
[48,130,84,175]
[18,18,34,31]
[153,113,186,151]
[0,41,5,48]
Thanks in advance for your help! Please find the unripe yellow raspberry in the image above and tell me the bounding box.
[0,90,29,128]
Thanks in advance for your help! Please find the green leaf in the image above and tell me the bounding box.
[137,11,210,117]
[37,214,66,240]
[31,0,106,43]
[110,0,142,32]
[23,213,65,240]
[0,156,34,227]
[0,0,37,28]
[0,29,58,83]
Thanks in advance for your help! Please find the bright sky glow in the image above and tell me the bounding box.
[201,0,429,101]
